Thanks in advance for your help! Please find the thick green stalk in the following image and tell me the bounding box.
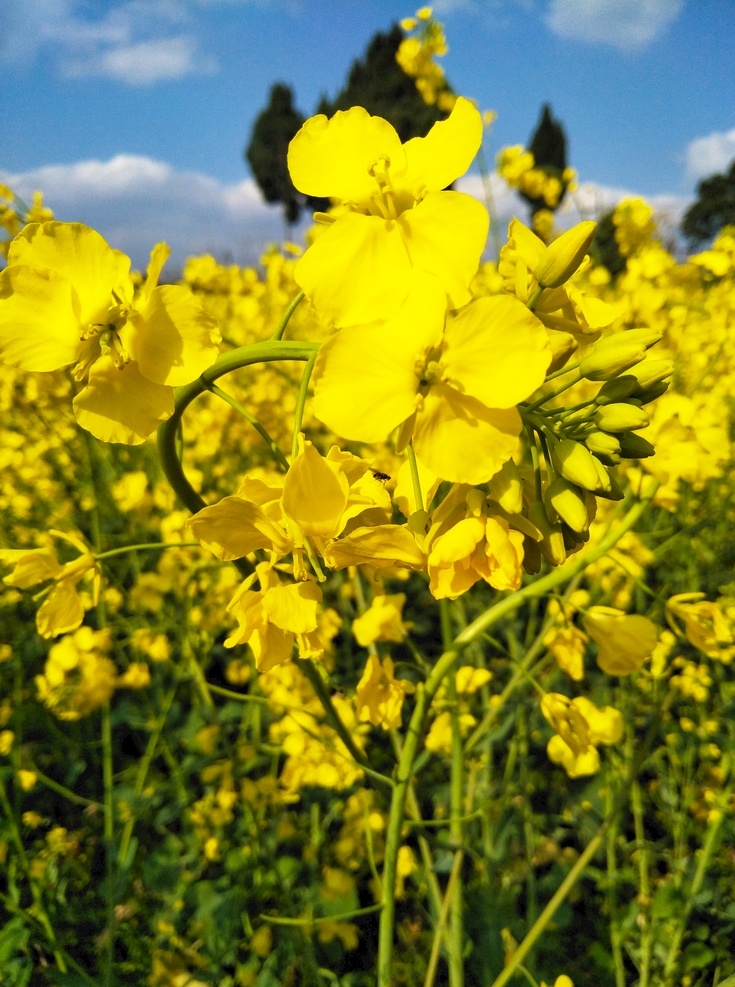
[157,340,318,514]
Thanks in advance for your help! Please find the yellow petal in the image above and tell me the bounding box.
[399,192,488,309]
[413,384,521,484]
[288,107,406,202]
[282,441,349,538]
[36,582,85,638]
[400,96,483,192]
[1,548,63,587]
[8,222,126,325]
[0,265,82,371]
[312,278,444,442]
[125,284,220,387]
[442,295,551,409]
[72,355,173,444]
[325,525,425,571]
[188,496,291,559]
[261,581,321,634]
[295,211,411,326]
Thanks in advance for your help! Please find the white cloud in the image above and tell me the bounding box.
[0,155,294,272]
[685,128,735,182]
[545,0,683,51]
[0,0,218,83]
[62,35,216,84]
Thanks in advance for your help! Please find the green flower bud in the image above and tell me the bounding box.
[594,467,625,501]
[580,344,646,381]
[634,379,670,404]
[550,438,604,492]
[617,432,656,459]
[487,459,524,514]
[584,430,621,464]
[595,375,638,405]
[628,358,674,391]
[528,501,567,566]
[544,477,592,533]
[594,403,650,432]
[534,221,596,289]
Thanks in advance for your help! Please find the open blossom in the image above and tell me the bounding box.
[0,530,100,638]
[287,96,488,326]
[312,270,551,484]
[0,222,221,443]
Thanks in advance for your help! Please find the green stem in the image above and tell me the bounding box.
[101,701,115,986]
[204,380,290,470]
[377,478,659,985]
[94,541,199,561]
[442,600,464,987]
[291,350,318,460]
[157,340,318,515]
[489,691,673,987]
[271,290,305,340]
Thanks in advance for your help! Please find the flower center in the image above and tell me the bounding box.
[72,296,131,381]
[417,345,445,393]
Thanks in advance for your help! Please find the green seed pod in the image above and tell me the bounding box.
[618,432,656,459]
[543,477,592,533]
[594,403,650,432]
[584,430,621,465]
[550,438,604,492]
[595,375,638,405]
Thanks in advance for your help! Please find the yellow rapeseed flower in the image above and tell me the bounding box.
[0,222,220,443]
[287,98,488,326]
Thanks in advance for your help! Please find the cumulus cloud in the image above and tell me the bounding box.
[545,0,684,51]
[0,0,218,83]
[0,155,293,272]
[685,128,735,182]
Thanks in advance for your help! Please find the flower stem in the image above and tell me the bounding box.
[271,289,305,341]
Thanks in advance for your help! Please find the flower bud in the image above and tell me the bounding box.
[488,459,524,514]
[534,221,596,289]
[617,432,655,459]
[595,375,638,405]
[594,466,625,501]
[550,438,606,493]
[628,358,674,391]
[594,403,650,432]
[528,502,567,566]
[634,379,670,404]
[543,477,592,534]
[584,430,621,464]
[580,344,646,382]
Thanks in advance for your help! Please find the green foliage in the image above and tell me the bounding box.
[521,103,569,216]
[315,25,446,143]
[590,208,627,278]
[245,83,328,225]
[681,158,735,245]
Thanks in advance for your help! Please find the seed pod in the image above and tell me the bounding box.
[594,403,650,432]
[618,432,656,459]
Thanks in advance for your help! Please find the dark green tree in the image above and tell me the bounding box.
[315,25,447,142]
[681,158,735,245]
[520,103,569,217]
[245,83,327,225]
[589,208,627,278]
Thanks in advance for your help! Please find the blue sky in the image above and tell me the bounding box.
[2,0,735,270]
